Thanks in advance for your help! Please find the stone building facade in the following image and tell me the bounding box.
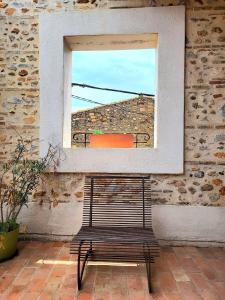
[0,0,225,240]
[71,97,154,148]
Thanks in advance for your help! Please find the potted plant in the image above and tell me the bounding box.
[0,139,56,261]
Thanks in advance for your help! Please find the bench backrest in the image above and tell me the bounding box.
[83,176,152,229]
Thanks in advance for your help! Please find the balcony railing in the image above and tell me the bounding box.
[72,132,151,148]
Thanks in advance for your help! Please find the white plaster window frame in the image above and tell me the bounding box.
[39,6,185,173]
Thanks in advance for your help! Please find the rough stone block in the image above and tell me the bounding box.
[7,17,39,51]
[185,87,225,126]
[186,8,225,47]
[185,128,225,163]
[5,51,39,89]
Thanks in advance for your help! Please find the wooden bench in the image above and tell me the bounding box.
[70,175,160,292]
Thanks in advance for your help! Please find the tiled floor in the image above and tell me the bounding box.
[0,242,224,300]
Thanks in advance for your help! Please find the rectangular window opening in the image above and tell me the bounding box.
[69,34,157,149]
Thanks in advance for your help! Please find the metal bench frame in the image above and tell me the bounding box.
[71,175,159,293]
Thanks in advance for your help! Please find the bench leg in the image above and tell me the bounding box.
[143,243,152,293]
[145,257,152,293]
[77,242,92,290]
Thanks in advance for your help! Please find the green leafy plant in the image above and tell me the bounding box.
[0,139,57,233]
[93,129,104,135]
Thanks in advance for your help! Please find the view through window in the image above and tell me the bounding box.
[71,49,156,148]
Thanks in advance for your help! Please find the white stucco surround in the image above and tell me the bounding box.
[39,6,185,173]
[19,204,225,246]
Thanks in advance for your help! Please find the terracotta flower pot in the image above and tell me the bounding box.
[0,225,19,262]
[90,134,134,148]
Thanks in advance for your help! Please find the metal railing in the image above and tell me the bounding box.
[72,132,151,148]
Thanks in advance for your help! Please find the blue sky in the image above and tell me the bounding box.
[72,49,156,112]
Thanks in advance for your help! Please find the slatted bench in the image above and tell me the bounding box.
[70,175,160,293]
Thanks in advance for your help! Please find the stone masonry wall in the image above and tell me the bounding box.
[0,0,225,209]
[71,97,154,148]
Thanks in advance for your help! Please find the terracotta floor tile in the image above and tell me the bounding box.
[59,287,77,296]
[129,291,147,300]
[18,248,37,260]
[216,270,225,282]
[162,290,182,300]
[96,265,113,274]
[127,274,145,291]
[173,247,190,259]
[48,267,66,284]
[111,290,129,300]
[210,248,225,260]
[184,247,202,258]
[94,272,112,290]
[0,243,224,300]
[189,272,211,291]
[63,274,77,290]
[201,267,221,281]
[150,280,172,299]
[27,278,47,292]
[172,269,190,282]
[165,253,182,272]
[0,275,16,293]
[180,258,200,273]
[206,258,225,273]
[177,282,203,300]
[192,256,221,281]
[21,292,40,300]
[154,258,170,273]
[2,284,25,300]
[93,291,110,300]
[148,292,166,300]
[13,267,36,286]
[197,248,216,260]
[39,291,54,300]
[161,247,174,255]
[199,289,221,300]
[211,281,225,298]
[158,272,177,291]
[44,281,62,292]
[77,291,93,300]
[5,265,24,276]
[84,268,96,281]
[58,293,75,300]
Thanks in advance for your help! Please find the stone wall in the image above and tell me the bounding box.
[71,97,154,148]
[0,0,225,220]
